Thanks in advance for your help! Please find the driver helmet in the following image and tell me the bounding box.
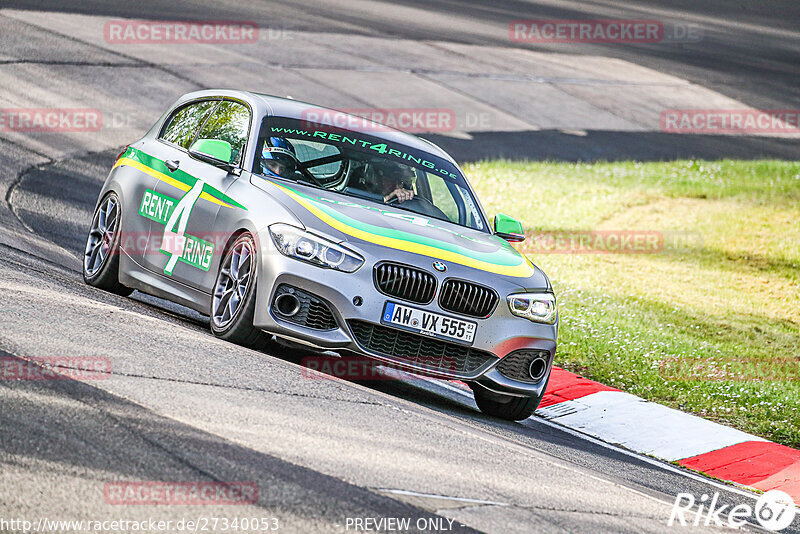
[261,137,299,178]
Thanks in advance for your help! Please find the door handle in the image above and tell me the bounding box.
[165,160,180,172]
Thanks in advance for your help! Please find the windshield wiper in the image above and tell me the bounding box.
[256,171,326,191]
[382,201,421,216]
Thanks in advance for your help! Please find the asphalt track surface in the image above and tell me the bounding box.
[1,1,799,533]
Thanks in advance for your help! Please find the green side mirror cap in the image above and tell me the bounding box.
[494,213,525,242]
[190,138,232,164]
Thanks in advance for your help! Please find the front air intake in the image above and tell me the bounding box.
[496,350,550,383]
[272,284,337,330]
[347,320,497,377]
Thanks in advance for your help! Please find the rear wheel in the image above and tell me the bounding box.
[473,388,541,421]
[210,233,273,350]
[83,192,133,296]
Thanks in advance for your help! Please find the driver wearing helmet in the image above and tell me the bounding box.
[260,137,300,179]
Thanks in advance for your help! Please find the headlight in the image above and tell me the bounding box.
[269,224,364,273]
[507,292,557,324]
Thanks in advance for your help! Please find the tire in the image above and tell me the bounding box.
[473,388,541,421]
[210,233,273,350]
[83,192,133,296]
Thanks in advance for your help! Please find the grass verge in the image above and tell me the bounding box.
[464,159,800,447]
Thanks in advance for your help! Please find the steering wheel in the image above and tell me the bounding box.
[389,195,449,220]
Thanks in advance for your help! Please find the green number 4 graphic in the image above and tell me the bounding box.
[160,180,204,275]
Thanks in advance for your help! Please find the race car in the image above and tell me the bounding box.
[83,90,558,420]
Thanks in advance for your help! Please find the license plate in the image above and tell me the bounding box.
[381,302,477,345]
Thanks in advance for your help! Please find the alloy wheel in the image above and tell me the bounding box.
[84,195,119,277]
[212,239,254,328]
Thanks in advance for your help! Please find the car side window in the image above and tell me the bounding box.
[194,100,251,164]
[160,100,218,149]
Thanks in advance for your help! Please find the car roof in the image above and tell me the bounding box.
[173,89,456,165]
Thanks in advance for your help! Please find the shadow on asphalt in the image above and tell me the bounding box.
[0,352,481,532]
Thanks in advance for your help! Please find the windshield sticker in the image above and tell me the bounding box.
[269,126,459,181]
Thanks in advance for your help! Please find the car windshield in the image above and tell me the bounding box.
[253,116,487,231]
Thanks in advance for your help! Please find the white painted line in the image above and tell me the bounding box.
[378,488,509,506]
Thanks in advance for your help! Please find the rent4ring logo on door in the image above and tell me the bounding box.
[139,187,214,274]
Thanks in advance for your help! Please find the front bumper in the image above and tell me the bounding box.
[252,235,557,398]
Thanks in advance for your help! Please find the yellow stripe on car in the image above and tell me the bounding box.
[114,157,236,209]
[271,181,534,278]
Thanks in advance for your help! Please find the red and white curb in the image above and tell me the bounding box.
[536,367,800,501]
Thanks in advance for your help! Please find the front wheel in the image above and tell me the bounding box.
[210,233,273,350]
[473,388,541,421]
[83,192,133,296]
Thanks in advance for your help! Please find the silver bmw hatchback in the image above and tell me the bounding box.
[83,89,558,420]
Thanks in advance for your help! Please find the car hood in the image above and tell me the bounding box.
[252,177,549,287]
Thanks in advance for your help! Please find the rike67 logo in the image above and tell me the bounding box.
[669,490,796,531]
